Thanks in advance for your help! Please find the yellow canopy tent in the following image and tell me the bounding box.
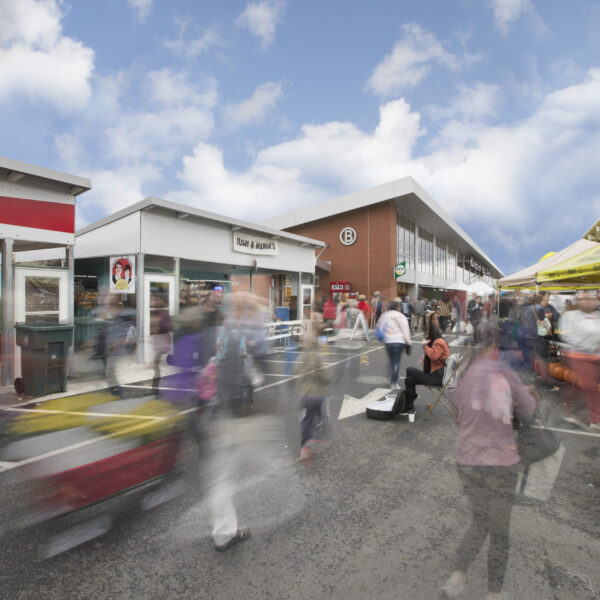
[537,243,600,286]
[497,238,596,290]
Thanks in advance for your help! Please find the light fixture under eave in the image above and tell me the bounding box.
[70,185,87,195]
[7,171,25,183]
[230,225,242,231]
[270,235,280,240]
[176,212,189,220]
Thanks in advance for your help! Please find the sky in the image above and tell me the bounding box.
[1,0,600,275]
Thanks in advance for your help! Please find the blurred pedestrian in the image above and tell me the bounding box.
[441,319,536,600]
[378,300,412,389]
[296,320,332,461]
[413,296,426,331]
[438,295,452,332]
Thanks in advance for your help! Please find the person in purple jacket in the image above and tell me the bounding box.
[441,318,536,600]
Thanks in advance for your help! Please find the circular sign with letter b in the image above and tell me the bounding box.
[339,227,357,246]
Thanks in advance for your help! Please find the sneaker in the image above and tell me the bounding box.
[440,571,466,598]
[398,405,415,415]
[299,446,313,461]
[214,527,250,552]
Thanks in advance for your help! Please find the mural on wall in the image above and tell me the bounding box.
[109,256,135,294]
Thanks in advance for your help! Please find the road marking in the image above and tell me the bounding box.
[532,424,600,438]
[338,388,391,420]
[121,384,198,393]
[0,419,165,471]
[255,344,386,392]
[1,345,389,470]
[4,407,165,421]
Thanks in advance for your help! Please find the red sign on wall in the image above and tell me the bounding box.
[330,281,351,293]
[0,195,75,234]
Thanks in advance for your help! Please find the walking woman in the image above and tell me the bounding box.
[404,314,450,413]
[378,300,412,389]
[441,319,536,600]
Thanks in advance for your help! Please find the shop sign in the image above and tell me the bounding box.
[232,231,279,256]
[330,281,351,292]
[339,227,357,246]
[109,255,136,294]
[394,261,406,281]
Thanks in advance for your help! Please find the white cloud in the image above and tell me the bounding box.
[223,81,284,129]
[489,0,549,37]
[427,82,501,121]
[77,164,160,228]
[0,0,94,110]
[146,69,218,107]
[165,20,223,58]
[235,0,285,50]
[170,69,600,272]
[366,23,471,97]
[127,0,152,21]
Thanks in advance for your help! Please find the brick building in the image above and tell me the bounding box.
[263,177,503,304]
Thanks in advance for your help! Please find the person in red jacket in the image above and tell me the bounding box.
[357,294,372,322]
[403,316,450,414]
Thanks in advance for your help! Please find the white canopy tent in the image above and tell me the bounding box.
[466,280,496,295]
[498,238,596,289]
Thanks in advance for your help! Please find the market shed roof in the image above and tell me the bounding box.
[77,196,325,248]
[262,176,503,278]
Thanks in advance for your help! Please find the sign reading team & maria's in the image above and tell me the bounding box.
[232,231,279,256]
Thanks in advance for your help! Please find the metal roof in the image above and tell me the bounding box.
[0,156,91,194]
[77,196,325,248]
[262,176,504,277]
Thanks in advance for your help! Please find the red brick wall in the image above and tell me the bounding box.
[286,201,398,303]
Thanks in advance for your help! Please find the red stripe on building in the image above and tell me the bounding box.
[0,196,75,234]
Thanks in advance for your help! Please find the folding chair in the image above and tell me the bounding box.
[423,353,463,421]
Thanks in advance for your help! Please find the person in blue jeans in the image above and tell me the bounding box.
[296,318,332,461]
[378,300,412,388]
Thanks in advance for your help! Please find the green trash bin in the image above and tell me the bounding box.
[14,323,74,396]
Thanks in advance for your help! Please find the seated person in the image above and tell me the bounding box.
[404,317,450,413]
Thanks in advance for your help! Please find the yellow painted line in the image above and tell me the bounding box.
[4,407,166,421]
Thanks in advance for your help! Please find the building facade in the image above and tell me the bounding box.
[263,177,503,303]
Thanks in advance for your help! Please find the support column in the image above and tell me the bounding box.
[173,256,180,319]
[1,239,15,387]
[249,270,253,293]
[66,245,75,375]
[136,253,145,363]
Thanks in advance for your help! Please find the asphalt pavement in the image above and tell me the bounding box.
[0,332,598,600]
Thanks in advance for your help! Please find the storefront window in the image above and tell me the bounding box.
[24,277,60,322]
[447,249,457,281]
[418,227,433,275]
[435,241,446,278]
[397,215,415,269]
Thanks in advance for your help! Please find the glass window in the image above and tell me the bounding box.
[418,227,433,275]
[24,276,60,323]
[397,215,415,269]
[447,249,457,281]
[435,241,446,278]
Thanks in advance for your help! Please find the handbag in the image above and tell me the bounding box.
[514,416,560,465]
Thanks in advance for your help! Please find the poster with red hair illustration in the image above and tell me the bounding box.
[109,255,135,293]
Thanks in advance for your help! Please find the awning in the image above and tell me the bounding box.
[537,243,600,283]
[498,238,596,288]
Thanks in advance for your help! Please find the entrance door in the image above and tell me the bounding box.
[301,284,314,320]
[144,274,175,362]
[14,268,69,377]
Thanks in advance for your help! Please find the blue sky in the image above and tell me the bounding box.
[1,0,600,275]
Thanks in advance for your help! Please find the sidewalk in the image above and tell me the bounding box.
[0,357,180,408]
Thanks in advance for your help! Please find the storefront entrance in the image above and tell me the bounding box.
[144,274,175,362]
[14,268,69,377]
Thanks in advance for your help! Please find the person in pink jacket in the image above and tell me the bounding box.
[441,319,536,600]
[378,300,412,389]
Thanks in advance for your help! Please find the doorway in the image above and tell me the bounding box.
[14,268,69,377]
[144,274,175,362]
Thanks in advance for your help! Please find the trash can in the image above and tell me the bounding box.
[14,323,74,396]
